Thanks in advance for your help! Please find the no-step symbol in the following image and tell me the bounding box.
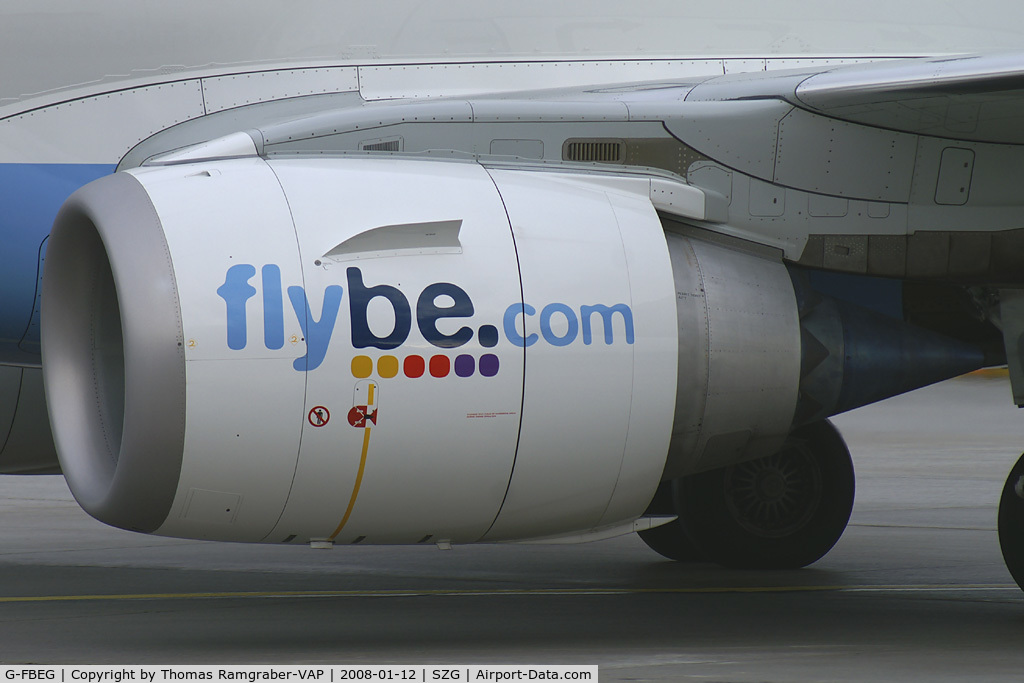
[308,406,330,427]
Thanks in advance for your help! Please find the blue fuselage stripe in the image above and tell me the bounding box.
[0,163,115,365]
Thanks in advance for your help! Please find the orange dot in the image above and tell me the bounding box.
[351,355,373,378]
[429,355,450,378]
[404,355,425,378]
[378,355,399,378]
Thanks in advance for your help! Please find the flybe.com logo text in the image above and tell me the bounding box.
[217,265,634,372]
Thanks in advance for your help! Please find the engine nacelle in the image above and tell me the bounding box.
[42,158,681,544]
[662,234,803,478]
[42,156,983,545]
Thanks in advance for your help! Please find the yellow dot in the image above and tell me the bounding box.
[378,355,399,378]
[351,355,372,378]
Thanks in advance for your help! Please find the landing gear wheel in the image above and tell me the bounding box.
[638,480,704,562]
[997,452,1024,591]
[678,419,855,569]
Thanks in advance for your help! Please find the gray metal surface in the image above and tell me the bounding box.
[0,373,1023,679]
[998,290,1024,405]
[111,67,1024,281]
[105,49,1024,285]
[795,52,1024,143]
[664,233,800,477]
[41,172,186,533]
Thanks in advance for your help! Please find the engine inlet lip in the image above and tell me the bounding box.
[41,171,185,533]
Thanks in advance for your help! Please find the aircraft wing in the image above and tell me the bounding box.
[794,52,1024,143]
[677,53,1024,407]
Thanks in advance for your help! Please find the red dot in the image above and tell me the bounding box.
[404,355,425,378]
[429,355,450,378]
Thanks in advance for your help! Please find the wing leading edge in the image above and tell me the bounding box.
[688,52,1024,144]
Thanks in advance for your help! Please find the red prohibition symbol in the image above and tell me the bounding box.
[308,406,330,427]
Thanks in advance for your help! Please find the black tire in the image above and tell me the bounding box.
[637,480,704,562]
[677,420,855,569]
[997,452,1024,591]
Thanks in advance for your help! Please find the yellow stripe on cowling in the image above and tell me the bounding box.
[329,426,373,540]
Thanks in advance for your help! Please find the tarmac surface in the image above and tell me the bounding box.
[2,373,1024,680]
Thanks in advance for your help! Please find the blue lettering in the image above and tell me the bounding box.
[347,267,411,350]
[217,264,256,350]
[540,303,578,347]
[288,285,344,372]
[262,264,285,350]
[417,282,474,348]
[503,303,537,347]
[220,263,638,365]
[581,304,634,345]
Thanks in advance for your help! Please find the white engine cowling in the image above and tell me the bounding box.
[42,158,691,544]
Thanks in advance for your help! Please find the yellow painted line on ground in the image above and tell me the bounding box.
[970,367,1010,378]
[0,584,1017,604]
[329,426,373,540]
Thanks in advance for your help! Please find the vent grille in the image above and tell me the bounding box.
[360,138,402,152]
[564,139,625,164]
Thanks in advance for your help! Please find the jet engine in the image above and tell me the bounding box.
[41,156,985,555]
[43,157,682,544]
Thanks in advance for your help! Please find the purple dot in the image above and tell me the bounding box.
[454,354,475,377]
[479,354,499,377]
